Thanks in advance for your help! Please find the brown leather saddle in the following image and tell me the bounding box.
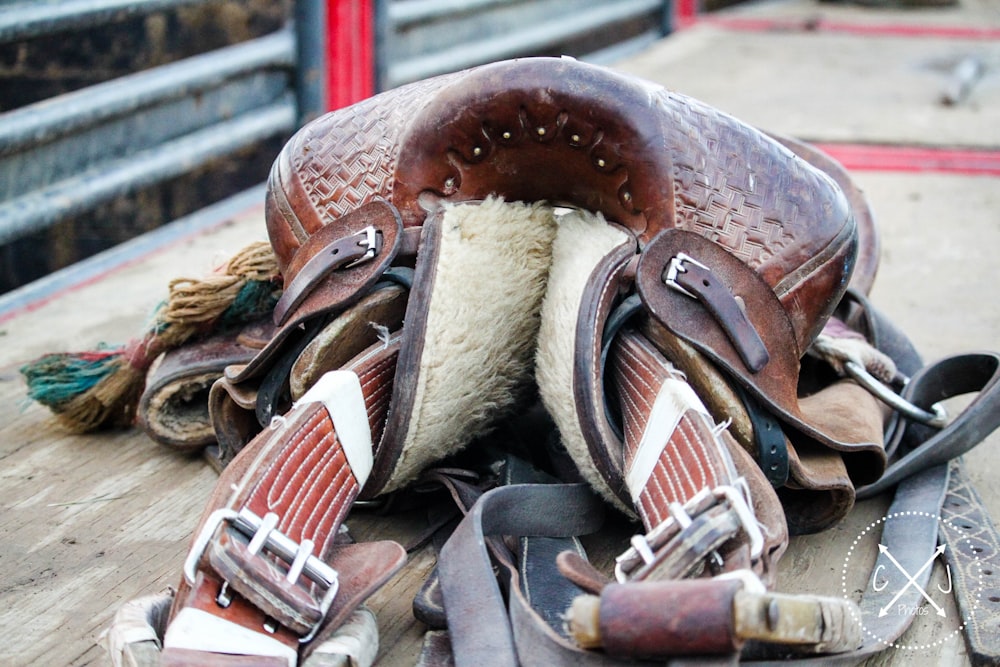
[108,57,1000,666]
[212,56,882,512]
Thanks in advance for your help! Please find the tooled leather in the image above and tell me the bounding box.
[608,329,787,579]
[352,336,399,464]
[196,405,362,633]
[268,73,464,273]
[609,331,732,528]
[235,407,358,551]
[939,460,1000,665]
[265,58,855,358]
[173,342,404,645]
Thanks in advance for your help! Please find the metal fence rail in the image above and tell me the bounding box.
[0,0,322,254]
[378,0,670,90]
[0,0,207,42]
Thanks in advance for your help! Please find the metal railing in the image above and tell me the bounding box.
[0,0,325,248]
[377,0,671,90]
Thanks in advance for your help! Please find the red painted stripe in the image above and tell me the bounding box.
[814,143,1000,176]
[327,0,375,110]
[694,15,1000,41]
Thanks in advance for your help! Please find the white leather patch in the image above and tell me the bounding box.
[297,370,374,488]
[625,378,709,503]
[163,607,297,664]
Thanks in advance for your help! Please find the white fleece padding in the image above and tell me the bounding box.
[535,210,631,511]
[388,198,559,489]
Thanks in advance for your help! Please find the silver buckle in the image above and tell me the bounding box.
[345,225,380,269]
[183,507,340,643]
[614,482,764,583]
[664,252,710,299]
[844,360,947,428]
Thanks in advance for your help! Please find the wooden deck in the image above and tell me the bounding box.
[2,1,999,665]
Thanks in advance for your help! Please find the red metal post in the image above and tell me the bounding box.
[673,0,700,30]
[326,0,375,110]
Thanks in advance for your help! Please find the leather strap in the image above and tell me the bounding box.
[665,252,769,373]
[858,352,1000,499]
[163,370,406,664]
[274,225,384,326]
[438,483,605,667]
[939,459,1000,664]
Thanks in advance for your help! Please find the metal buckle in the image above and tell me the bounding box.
[664,252,710,299]
[344,225,381,269]
[844,360,948,428]
[183,507,340,643]
[614,481,764,583]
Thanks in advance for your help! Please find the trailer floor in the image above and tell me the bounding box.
[1,1,998,664]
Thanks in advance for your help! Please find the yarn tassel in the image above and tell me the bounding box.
[20,241,281,432]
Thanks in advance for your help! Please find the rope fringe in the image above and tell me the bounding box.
[21,241,281,433]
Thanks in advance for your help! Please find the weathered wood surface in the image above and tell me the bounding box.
[1,1,999,665]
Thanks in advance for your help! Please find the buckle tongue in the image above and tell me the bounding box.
[345,225,381,268]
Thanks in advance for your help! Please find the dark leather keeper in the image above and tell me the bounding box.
[598,579,742,657]
[733,384,789,487]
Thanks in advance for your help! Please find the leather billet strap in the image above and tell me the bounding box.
[162,371,405,664]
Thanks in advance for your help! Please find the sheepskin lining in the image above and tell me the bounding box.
[535,211,631,509]
[388,198,559,487]
[386,199,632,501]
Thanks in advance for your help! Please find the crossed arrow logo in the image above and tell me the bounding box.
[872,543,952,618]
